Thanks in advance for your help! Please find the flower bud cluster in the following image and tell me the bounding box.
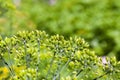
[0,30,120,80]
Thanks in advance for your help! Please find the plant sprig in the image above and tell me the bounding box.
[0,30,120,80]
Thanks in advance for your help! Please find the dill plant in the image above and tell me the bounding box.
[0,30,120,80]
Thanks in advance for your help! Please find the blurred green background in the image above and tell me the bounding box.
[0,0,120,59]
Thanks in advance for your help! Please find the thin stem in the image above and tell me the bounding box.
[52,59,61,80]
[23,39,30,80]
[0,55,14,78]
[7,47,15,76]
[76,60,87,77]
[36,39,40,80]
[23,40,29,68]
[76,69,83,76]
[46,52,56,79]
[54,58,71,79]
[93,71,110,80]
[60,59,71,73]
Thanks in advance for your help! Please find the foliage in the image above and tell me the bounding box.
[0,0,15,14]
[0,0,36,37]
[1,0,120,59]
[18,0,120,59]
[0,31,120,80]
[0,0,15,36]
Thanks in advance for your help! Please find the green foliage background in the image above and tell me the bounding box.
[1,0,120,59]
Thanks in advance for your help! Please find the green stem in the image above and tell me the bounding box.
[0,55,14,78]
[23,39,30,80]
[46,52,56,79]
[52,59,61,80]
[76,60,87,77]
[76,69,83,76]
[60,59,71,73]
[93,71,110,80]
[36,38,40,80]
[7,47,15,76]
[23,40,29,68]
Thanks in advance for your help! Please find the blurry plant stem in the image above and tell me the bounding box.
[24,40,29,68]
[54,52,74,78]
[0,55,14,78]
[76,60,87,77]
[46,52,56,79]
[76,69,83,76]
[23,39,30,80]
[61,59,71,72]
[52,59,61,80]
[76,60,87,76]
[54,59,71,79]
[36,39,40,80]
[93,71,110,80]
[7,47,15,76]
